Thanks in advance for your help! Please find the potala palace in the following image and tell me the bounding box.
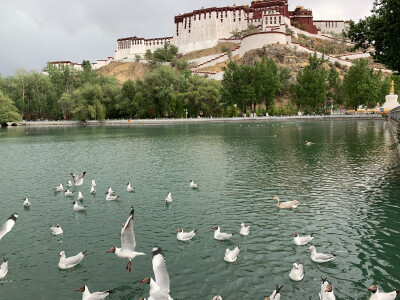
[49,0,350,71]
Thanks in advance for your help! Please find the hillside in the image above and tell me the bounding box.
[96,38,387,85]
[96,61,152,84]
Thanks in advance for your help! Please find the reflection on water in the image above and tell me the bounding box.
[0,120,399,299]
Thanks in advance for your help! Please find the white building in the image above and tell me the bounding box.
[114,0,349,60]
[313,20,350,35]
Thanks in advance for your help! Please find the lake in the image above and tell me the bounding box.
[0,120,399,299]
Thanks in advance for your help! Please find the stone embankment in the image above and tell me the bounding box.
[12,115,382,127]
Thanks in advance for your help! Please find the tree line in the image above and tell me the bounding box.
[0,54,397,124]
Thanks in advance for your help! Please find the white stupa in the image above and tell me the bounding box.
[382,81,399,113]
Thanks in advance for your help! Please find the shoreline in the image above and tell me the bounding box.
[7,115,383,127]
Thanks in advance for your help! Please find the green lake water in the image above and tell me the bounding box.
[0,120,399,299]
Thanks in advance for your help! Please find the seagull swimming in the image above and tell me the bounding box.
[105,192,119,201]
[77,191,84,201]
[265,285,283,300]
[50,224,63,235]
[23,198,31,207]
[189,180,199,189]
[292,233,314,246]
[224,246,240,262]
[64,190,74,197]
[289,262,304,281]
[273,196,300,209]
[165,192,172,203]
[308,246,336,263]
[67,180,73,187]
[212,296,222,300]
[90,186,96,195]
[212,226,234,241]
[240,223,250,236]
[76,285,115,300]
[72,201,86,212]
[58,250,87,269]
[306,141,314,146]
[71,171,86,186]
[91,179,96,187]
[0,213,18,241]
[320,278,336,300]
[53,183,63,192]
[106,207,145,272]
[126,183,135,192]
[107,187,115,195]
[140,247,172,299]
[0,258,8,279]
[176,228,197,241]
[368,285,399,300]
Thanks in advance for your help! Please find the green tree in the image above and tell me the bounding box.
[346,0,400,73]
[0,91,21,124]
[291,53,328,113]
[342,59,384,109]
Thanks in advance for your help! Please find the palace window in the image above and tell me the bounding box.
[239,18,241,22]
[225,11,227,17]
[209,12,211,18]
[194,15,196,21]
[199,14,201,20]
[234,18,236,22]
[216,12,218,18]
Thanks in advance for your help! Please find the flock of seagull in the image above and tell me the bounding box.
[1,168,399,300]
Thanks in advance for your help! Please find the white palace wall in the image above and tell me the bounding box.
[313,21,349,35]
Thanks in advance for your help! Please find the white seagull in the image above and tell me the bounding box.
[319,278,336,300]
[91,179,96,187]
[23,198,31,207]
[77,191,84,201]
[90,185,96,195]
[306,141,314,146]
[67,180,73,187]
[212,226,234,241]
[292,232,314,246]
[289,262,304,281]
[308,246,336,263]
[72,201,86,212]
[368,285,399,300]
[64,190,74,197]
[105,192,119,201]
[189,180,199,189]
[126,183,135,192]
[212,296,222,300]
[107,187,115,195]
[50,224,63,236]
[76,285,115,300]
[265,285,283,300]
[165,192,172,203]
[273,196,300,209]
[71,171,86,186]
[106,207,145,272]
[0,258,9,279]
[58,250,87,269]
[240,223,250,236]
[176,228,197,241]
[0,213,18,241]
[224,246,240,263]
[140,247,172,299]
[53,183,63,192]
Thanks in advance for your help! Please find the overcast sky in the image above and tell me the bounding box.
[0,0,374,77]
